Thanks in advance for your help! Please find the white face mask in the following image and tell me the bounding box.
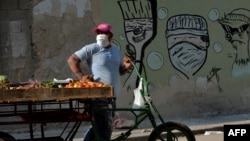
[96,34,110,47]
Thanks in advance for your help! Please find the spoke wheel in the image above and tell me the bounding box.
[148,122,196,141]
[0,132,16,141]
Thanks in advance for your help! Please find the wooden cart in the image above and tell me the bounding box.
[0,87,114,141]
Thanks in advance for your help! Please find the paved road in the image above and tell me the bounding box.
[1,113,250,141]
[195,133,223,141]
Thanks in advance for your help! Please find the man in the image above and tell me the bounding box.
[67,23,131,140]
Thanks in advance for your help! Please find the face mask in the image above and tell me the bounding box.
[96,34,110,47]
[168,42,207,75]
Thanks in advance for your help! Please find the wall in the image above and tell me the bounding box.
[0,0,32,81]
[1,0,250,120]
[101,0,250,119]
[31,0,101,80]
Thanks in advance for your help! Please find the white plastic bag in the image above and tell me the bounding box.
[132,78,146,109]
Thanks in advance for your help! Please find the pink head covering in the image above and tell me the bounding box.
[93,23,113,34]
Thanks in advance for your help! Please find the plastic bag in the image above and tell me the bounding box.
[132,78,146,109]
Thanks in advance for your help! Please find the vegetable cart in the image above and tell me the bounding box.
[0,86,114,141]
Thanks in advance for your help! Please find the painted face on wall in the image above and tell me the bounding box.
[125,19,153,48]
[168,34,209,77]
[166,15,209,78]
[219,14,250,65]
[118,0,157,89]
[218,8,250,77]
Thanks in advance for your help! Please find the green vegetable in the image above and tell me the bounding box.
[41,81,57,88]
[0,75,10,89]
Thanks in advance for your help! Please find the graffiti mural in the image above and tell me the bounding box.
[118,0,157,91]
[166,15,210,79]
[165,14,222,93]
[105,0,250,118]
[116,1,223,94]
[218,8,250,77]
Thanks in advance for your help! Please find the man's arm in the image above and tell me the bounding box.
[67,54,83,80]
[67,54,94,81]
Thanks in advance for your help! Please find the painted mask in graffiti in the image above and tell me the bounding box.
[166,15,209,78]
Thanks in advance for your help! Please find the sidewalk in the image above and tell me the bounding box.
[4,113,250,141]
[120,113,250,141]
[74,113,250,141]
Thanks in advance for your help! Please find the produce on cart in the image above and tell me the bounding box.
[0,78,113,102]
[0,78,114,141]
[0,75,10,89]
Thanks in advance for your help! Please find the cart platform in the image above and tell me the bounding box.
[0,86,114,103]
[0,87,114,141]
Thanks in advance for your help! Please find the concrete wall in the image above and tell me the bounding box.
[31,0,101,81]
[1,0,250,120]
[0,0,32,81]
[113,0,250,119]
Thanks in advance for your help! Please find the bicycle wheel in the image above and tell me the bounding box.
[0,132,16,141]
[148,121,196,141]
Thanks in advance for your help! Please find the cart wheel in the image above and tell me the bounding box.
[0,132,16,141]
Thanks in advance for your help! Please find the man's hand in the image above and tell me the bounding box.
[123,56,132,69]
[80,75,94,82]
[120,56,132,75]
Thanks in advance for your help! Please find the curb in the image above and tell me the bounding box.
[123,119,250,141]
[120,125,223,141]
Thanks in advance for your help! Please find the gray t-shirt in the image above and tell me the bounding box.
[74,43,125,97]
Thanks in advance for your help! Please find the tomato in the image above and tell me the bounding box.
[66,82,74,88]
[65,81,109,88]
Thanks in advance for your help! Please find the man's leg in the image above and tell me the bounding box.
[83,127,93,141]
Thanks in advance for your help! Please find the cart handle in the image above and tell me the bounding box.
[130,61,149,97]
[130,61,147,81]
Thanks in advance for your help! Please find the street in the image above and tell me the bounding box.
[3,112,250,141]
[194,131,223,141]
[0,127,229,141]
